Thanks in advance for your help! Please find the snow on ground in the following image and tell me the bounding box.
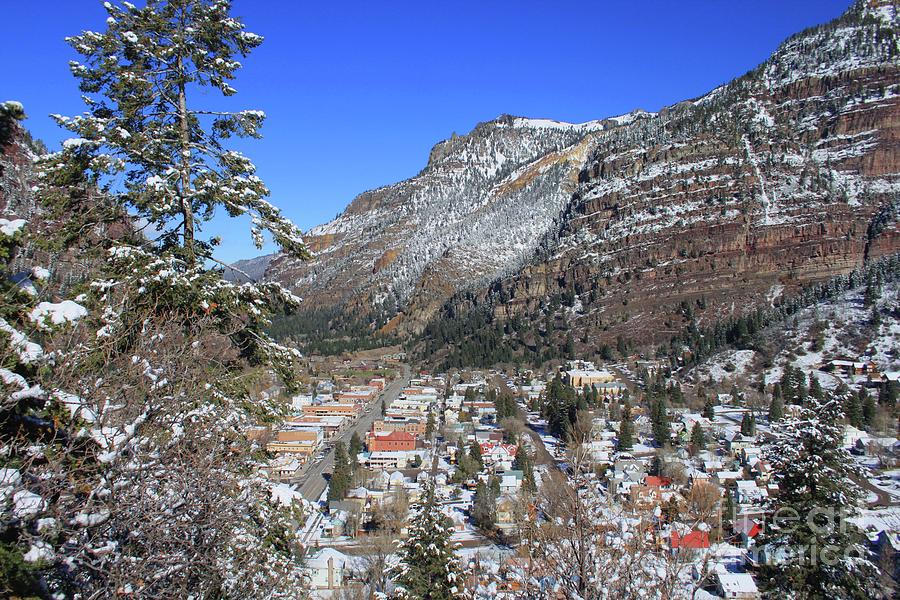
[693,349,757,384]
[29,300,88,329]
[848,506,900,541]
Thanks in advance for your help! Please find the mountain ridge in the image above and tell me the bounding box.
[267,0,900,361]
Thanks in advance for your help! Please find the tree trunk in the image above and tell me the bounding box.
[177,43,195,265]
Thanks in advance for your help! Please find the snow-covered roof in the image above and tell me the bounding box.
[307,548,350,569]
[717,572,758,595]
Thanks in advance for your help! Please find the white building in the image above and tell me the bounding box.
[305,548,350,590]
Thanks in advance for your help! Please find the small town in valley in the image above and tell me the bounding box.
[254,336,900,598]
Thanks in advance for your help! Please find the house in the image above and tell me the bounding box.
[273,428,321,444]
[735,480,768,504]
[609,458,647,496]
[305,548,350,590]
[716,572,759,599]
[644,476,672,490]
[287,415,345,438]
[480,443,518,469]
[727,434,755,454]
[671,529,710,550]
[843,425,869,448]
[365,451,414,470]
[734,517,762,544]
[264,456,302,481]
[496,495,520,525]
[265,437,318,461]
[715,471,743,487]
[302,403,360,418]
[703,459,724,474]
[826,359,876,377]
[498,470,524,494]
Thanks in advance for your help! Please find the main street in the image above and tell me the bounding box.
[296,363,412,502]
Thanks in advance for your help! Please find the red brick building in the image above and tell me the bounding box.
[367,430,416,452]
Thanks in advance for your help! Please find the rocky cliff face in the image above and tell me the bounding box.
[270,0,900,356]
[473,0,900,351]
[266,112,653,329]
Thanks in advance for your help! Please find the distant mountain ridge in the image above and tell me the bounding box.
[267,0,900,361]
[223,252,277,283]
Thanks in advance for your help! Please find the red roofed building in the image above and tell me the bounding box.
[644,476,673,489]
[735,517,762,539]
[480,443,518,465]
[368,431,416,452]
[671,529,710,550]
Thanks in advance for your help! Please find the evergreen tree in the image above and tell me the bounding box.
[43,0,306,266]
[426,411,435,436]
[769,392,784,422]
[772,382,782,403]
[381,397,387,416]
[809,374,824,401]
[690,422,706,451]
[740,412,755,436]
[513,444,536,494]
[846,394,864,429]
[879,380,897,408]
[871,305,881,327]
[544,374,577,438]
[489,474,501,498]
[392,482,463,600]
[721,485,735,536]
[781,366,808,405]
[468,440,483,470]
[703,395,716,421]
[618,401,635,451]
[329,441,352,501]
[349,431,363,461]
[472,480,497,531]
[862,393,876,429]
[616,334,628,356]
[22,2,309,594]
[650,396,670,447]
[761,394,878,597]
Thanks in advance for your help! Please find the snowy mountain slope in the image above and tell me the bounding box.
[266,111,651,327]
[223,252,276,283]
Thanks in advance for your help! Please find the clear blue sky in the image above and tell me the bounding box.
[3,0,851,263]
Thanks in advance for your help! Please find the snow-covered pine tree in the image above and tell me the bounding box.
[760,393,879,598]
[11,1,312,596]
[392,481,464,600]
[0,107,50,595]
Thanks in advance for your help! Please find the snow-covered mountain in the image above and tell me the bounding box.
[270,0,900,352]
[266,111,653,327]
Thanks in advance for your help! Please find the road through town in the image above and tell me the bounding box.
[296,364,411,502]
